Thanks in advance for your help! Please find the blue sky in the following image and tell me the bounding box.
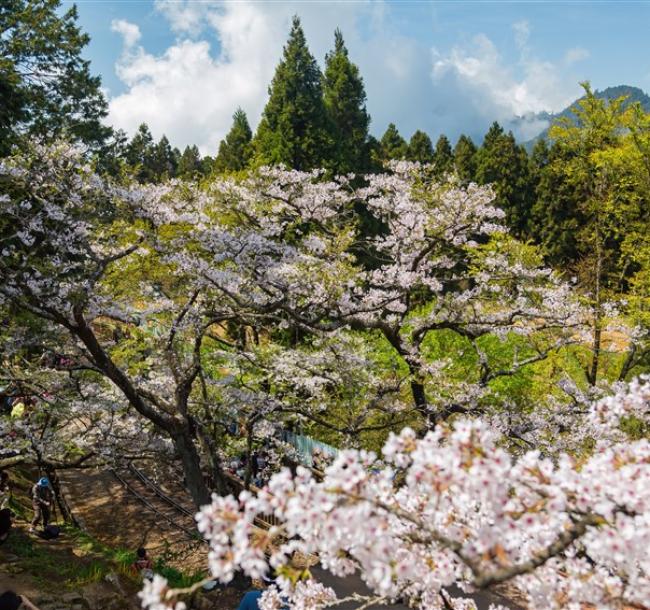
[66,0,650,154]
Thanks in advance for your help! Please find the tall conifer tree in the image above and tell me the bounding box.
[453,135,477,184]
[433,135,454,177]
[177,145,203,178]
[407,130,434,163]
[475,122,532,235]
[215,108,253,173]
[126,123,157,183]
[253,16,329,170]
[152,135,177,181]
[0,0,110,155]
[528,139,580,264]
[322,29,370,173]
[365,135,384,172]
[380,123,408,161]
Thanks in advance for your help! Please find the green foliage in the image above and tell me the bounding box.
[214,108,253,174]
[126,123,158,184]
[177,145,204,179]
[152,135,178,181]
[532,83,644,280]
[4,527,118,588]
[475,122,532,236]
[379,123,408,161]
[364,135,383,172]
[619,414,649,440]
[253,16,330,170]
[453,134,477,184]
[528,138,581,264]
[0,0,110,155]
[527,83,650,384]
[94,128,129,177]
[2,520,203,592]
[407,130,434,164]
[323,30,371,174]
[153,559,206,589]
[433,135,453,177]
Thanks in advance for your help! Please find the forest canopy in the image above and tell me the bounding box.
[1,4,649,610]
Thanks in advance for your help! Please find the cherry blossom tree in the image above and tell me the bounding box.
[145,162,583,430]
[2,142,648,609]
[0,142,230,505]
[140,377,650,610]
[1,143,587,507]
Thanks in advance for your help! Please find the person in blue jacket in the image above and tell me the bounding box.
[237,590,264,610]
[237,573,288,610]
[29,478,53,533]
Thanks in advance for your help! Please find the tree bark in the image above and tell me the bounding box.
[244,421,254,490]
[73,307,211,509]
[44,466,78,526]
[587,242,603,386]
[171,429,210,508]
[195,425,230,497]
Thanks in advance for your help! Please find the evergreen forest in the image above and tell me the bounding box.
[1,4,650,610]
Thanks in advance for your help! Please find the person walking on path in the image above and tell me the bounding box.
[237,573,288,610]
[132,547,154,581]
[29,477,53,533]
[0,591,41,610]
[0,471,10,509]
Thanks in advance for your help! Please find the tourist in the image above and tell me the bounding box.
[235,454,248,480]
[253,452,268,486]
[0,391,14,416]
[237,589,264,610]
[0,591,41,610]
[0,508,12,544]
[29,477,53,533]
[236,574,288,610]
[132,547,154,581]
[0,471,10,509]
[9,397,26,419]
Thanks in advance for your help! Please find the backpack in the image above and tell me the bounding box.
[39,524,60,540]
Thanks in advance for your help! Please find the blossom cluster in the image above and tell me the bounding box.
[140,379,649,610]
[3,143,647,610]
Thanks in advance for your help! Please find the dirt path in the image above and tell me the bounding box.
[57,465,523,609]
[0,525,140,610]
[59,467,206,571]
[0,563,43,603]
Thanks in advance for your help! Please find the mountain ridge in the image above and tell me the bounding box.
[519,85,650,148]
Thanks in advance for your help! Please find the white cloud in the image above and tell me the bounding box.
[107,3,587,153]
[107,1,404,153]
[111,19,141,49]
[154,1,208,36]
[431,25,581,140]
[108,3,285,154]
[512,20,530,51]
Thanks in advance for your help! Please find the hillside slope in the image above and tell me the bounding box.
[522,85,650,148]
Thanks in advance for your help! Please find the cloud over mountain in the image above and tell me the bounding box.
[107,1,590,152]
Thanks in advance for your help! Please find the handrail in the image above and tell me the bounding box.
[111,469,201,542]
[221,471,281,528]
[129,463,195,519]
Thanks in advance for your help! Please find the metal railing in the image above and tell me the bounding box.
[111,468,203,542]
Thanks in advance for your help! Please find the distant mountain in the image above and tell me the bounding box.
[521,85,650,149]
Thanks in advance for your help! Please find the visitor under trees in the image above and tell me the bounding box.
[2,138,649,609]
[1,4,650,610]
[29,477,53,533]
[0,591,41,610]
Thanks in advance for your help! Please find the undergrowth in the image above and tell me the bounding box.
[2,466,205,590]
